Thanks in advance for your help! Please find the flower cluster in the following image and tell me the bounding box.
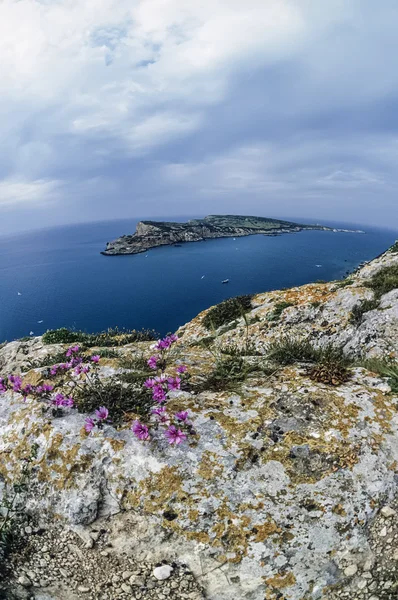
[0,345,104,418]
[84,406,110,433]
[131,335,194,446]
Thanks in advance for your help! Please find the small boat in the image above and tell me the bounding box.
[222,279,229,284]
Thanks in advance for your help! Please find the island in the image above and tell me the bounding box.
[101,214,359,256]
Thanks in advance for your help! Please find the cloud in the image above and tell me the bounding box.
[0,178,61,207]
[0,0,397,232]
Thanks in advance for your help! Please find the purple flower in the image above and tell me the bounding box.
[175,411,189,422]
[151,406,167,416]
[147,355,159,370]
[152,384,167,403]
[50,366,58,376]
[176,365,187,374]
[52,393,66,407]
[8,375,22,393]
[91,355,100,363]
[74,365,90,375]
[165,426,187,445]
[41,383,54,393]
[131,420,150,440]
[85,417,95,433]
[154,375,167,383]
[95,406,109,421]
[66,345,80,357]
[144,378,155,388]
[21,384,34,396]
[167,376,181,391]
[63,397,74,408]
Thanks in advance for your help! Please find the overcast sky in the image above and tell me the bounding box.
[0,0,397,234]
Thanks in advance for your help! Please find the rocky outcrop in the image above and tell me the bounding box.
[101,214,338,256]
[1,245,397,600]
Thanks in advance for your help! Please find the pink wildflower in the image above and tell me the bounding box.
[152,384,167,403]
[41,383,54,393]
[95,406,109,421]
[144,378,155,388]
[165,426,186,445]
[50,366,58,376]
[131,420,150,440]
[176,365,187,374]
[66,345,80,357]
[85,417,95,433]
[147,355,159,370]
[167,376,181,391]
[175,411,189,422]
[91,355,100,363]
[8,375,22,393]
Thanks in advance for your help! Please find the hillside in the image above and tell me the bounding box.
[0,243,397,600]
[101,214,338,255]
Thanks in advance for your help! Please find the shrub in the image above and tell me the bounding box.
[307,345,351,386]
[42,327,156,347]
[390,241,398,254]
[366,264,398,299]
[334,278,354,289]
[266,337,318,366]
[202,295,253,330]
[349,299,380,325]
[266,301,293,322]
[74,380,152,426]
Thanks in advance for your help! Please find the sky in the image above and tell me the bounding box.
[0,0,397,234]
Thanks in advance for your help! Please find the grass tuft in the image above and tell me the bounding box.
[42,327,156,347]
[202,295,253,330]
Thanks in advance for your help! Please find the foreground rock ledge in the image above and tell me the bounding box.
[1,246,398,600]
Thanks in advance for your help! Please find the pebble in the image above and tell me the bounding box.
[379,526,387,537]
[120,583,132,593]
[153,565,174,580]
[77,586,90,593]
[381,505,396,518]
[343,564,358,577]
[17,575,31,587]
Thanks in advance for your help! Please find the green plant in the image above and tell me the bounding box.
[389,241,398,254]
[42,327,156,347]
[95,348,119,358]
[307,345,352,386]
[0,444,38,561]
[366,264,398,299]
[266,337,319,366]
[349,298,380,325]
[202,295,253,330]
[311,301,321,309]
[220,341,262,356]
[359,359,398,393]
[334,278,354,289]
[267,301,293,322]
[75,379,152,426]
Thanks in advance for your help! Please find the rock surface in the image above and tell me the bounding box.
[1,244,398,600]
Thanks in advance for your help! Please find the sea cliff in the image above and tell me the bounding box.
[0,243,398,600]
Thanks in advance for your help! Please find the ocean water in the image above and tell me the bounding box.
[0,218,396,342]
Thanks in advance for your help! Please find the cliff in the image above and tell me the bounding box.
[0,243,397,600]
[101,214,338,256]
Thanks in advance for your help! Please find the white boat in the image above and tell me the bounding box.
[222,279,229,284]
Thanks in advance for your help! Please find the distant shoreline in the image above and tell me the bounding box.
[101,214,364,256]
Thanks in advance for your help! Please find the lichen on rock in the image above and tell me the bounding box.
[1,245,398,600]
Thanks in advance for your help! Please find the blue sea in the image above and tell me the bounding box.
[0,218,397,342]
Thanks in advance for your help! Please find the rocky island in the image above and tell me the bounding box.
[101,214,340,256]
[1,242,398,600]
